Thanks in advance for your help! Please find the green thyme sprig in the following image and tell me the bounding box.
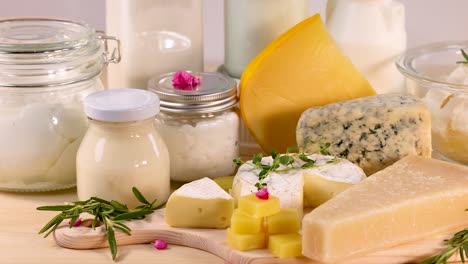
[456,49,468,64]
[37,187,165,261]
[233,144,339,190]
[419,227,468,264]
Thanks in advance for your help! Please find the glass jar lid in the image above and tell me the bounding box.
[84,88,160,122]
[0,18,120,87]
[0,18,94,52]
[148,72,238,114]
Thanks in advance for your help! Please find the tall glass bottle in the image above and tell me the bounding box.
[326,0,407,94]
[105,0,203,89]
[224,0,309,79]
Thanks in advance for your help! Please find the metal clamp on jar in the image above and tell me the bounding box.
[0,18,119,191]
[148,72,240,183]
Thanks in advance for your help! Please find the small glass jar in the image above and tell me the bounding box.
[77,89,170,208]
[148,72,239,183]
[0,18,119,192]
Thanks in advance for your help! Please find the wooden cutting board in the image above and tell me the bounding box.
[53,209,460,264]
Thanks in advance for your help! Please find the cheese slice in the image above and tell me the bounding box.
[302,156,468,263]
[165,177,234,228]
[232,154,365,214]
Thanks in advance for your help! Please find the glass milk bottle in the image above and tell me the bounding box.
[224,0,309,78]
[105,0,203,89]
[326,0,407,94]
[77,89,170,208]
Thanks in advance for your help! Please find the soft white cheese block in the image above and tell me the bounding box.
[231,154,366,214]
[165,177,234,228]
[297,94,432,175]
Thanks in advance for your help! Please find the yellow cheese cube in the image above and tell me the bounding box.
[268,233,302,258]
[265,208,300,234]
[227,228,266,251]
[238,193,280,218]
[231,209,263,234]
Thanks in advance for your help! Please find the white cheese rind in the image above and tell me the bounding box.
[231,154,366,213]
[165,177,234,228]
[171,177,232,199]
[296,94,432,175]
[232,156,303,215]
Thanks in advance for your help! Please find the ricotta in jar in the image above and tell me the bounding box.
[149,72,240,182]
[155,111,239,182]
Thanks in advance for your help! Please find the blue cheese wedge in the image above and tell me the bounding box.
[231,154,366,213]
[296,94,431,175]
[165,177,234,228]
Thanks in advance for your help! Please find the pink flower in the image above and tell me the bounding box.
[172,71,201,90]
[256,188,269,200]
[68,218,82,227]
[153,239,168,250]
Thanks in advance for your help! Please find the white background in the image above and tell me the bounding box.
[0,0,465,64]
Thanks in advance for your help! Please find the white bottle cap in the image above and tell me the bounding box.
[84,88,160,122]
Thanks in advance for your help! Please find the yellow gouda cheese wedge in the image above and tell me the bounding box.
[240,14,375,153]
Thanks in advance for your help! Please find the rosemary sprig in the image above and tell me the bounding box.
[37,187,165,261]
[419,228,468,264]
[456,49,468,64]
[233,144,339,190]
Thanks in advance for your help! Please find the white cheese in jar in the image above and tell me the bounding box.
[155,111,239,182]
[149,72,239,182]
[0,18,117,191]
[0,102,88,190]
[423,64,468,164]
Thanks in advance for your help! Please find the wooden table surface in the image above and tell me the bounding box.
[0,189,224,264]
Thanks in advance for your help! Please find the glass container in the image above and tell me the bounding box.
[149,72,239,183]
[397,41,468,166]
[106,0,203,89]
[0,18,119,192]
[224,0,309,78]
[77,89,170,208]
[327,0,406,94]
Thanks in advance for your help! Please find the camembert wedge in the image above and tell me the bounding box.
[302,156,468,263]
[232,154,366,214]
[165,177,234,228]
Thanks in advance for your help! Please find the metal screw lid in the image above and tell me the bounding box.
[147,72,238,114]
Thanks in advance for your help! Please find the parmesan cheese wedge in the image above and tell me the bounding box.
[302,155,468,263]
